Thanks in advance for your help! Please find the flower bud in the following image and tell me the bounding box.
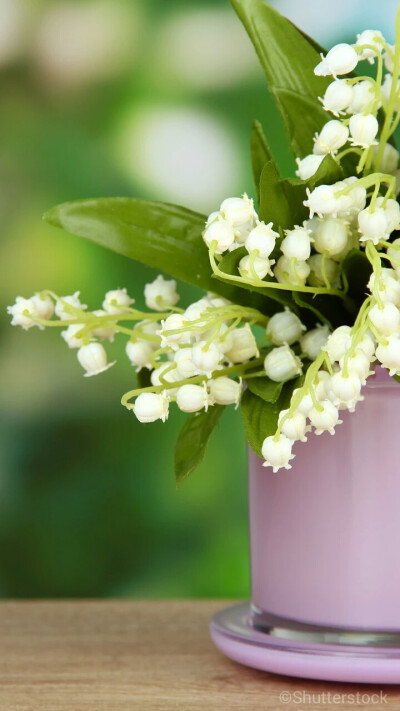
[323,325,352,361]
[295,154,324,180]
[301,325,330,359]
[184,299,212,322]
[312,217,348,257]
[225,324,259,364]
[315,43,358,77]
[174,348,197,379]
[77,343,115,377]
[103,288,134,314]
[209,376,241,407]
[8,294,54,330]
[61,324,86,349]
[55,291,87,320]
[202,217,235,254]
[309,400,342,435]
[313,119,349,155]
[320,79,354,116]
[347,80,375,115]
[134,392,169,423]
[307,254,340,287]
[358,207,389,244]
[264,345,302,382]
[144,275,179,312]
[342,176,367,212]
[373,143,399,174]
[357,330,376,360]
[368,268,400,305]
[281,227,312,261]
[192,341,222,376]
[274,256,310,286]
[291,388,313,416]
[159,314,191,349]
[327,371,362,404]
[369,302,400,335]
[304,184,341,218]
[376,335,400,374]
[266,310,305,346]
[261,434,294,472]
[176,384,210,413]
[339,350,373,383]
[355,30,384,62]
[151,363,181,394]
[220,194,256,227]
[245,222,278,258]
[349,113,379,148]
[278,409,308,442]
[126,340,155,369]
[239,254,273,280]
[375,197,400,233]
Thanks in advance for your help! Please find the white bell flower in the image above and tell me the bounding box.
[368,268,400,305]
[369,302,400,335]
[281,227,312,261]
[207,294,232,309]
[90,310,116,342]
[245,222,278,258]
[347,80,376,115]
[373,143,399,174]
[323,325,352,361]
[174,348,197,379]
[202,217,235,254]
[357,330,376,360]
[103,288,134,314]
[355,30,384,62]
[278,409,309,442]
[134,392,169,423]
[307,254,340,287]
[220,194,256,227]
[375,198,400,233]
[184,298,212,322]
[314,370,331,400]
[309,400,342,435]
[274,256,310,286]
[77,342,115,377]
[313,119,349,155]
[342,176,367,212]
[192,341,222,376]
[349,113,379,148]
[304,184,343,218]
[327,371,362,404]
[314,43,358,77]
[320,79,354,116]
[8,294,54,330]
[295,154,325,180]
[225,324,259,364]
[358,207,390,244]
[312,217,349,256]
[264,345,302,383]
[381,73,400,110]
[176,383,210,413]
[125,340,155,370]
[291,388,313,416]
[144,275,180,312]
[301,325,330,359]
[261,434,294,472]
[61,324,86,349]
[339,350,373,383]
[266,309,305,346]
[151,363,181,395]
[55,291,87,320]
[159,314,191,349]
[239,254,273,280]
[209,376,242,407]
[376,335,400,374]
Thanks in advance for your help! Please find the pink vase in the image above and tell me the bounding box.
[210,367,400,682]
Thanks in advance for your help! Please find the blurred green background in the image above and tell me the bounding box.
[1,0,397,597]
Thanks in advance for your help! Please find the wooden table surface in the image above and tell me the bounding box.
[0,600,399,710]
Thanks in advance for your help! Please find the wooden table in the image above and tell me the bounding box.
[0,601,399,710]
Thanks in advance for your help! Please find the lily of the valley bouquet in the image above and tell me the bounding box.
[9,0,400,482]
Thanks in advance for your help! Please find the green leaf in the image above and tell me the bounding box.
[44,197,268,311]
[259,163,308,229]
[231,0,330,158]
[241,377,302,457]
[217,246,295,311]
[307,154,344,190]
[341,249,372,304]
[174,405,224,487]
[246,376,284,403]
[250,120,280,204]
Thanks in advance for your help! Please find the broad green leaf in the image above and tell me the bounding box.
[241,377,302,457]
[292,292,333,329]
[44,197,269,311]
[246,376,284,403]
[250,120,280,204]
[174,405,224,487]
[259,162,308,229]
[307,154,344,190]
[217,246,296,311]
[231,0,330,158]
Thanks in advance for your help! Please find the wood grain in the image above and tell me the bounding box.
[0,601,398,710]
